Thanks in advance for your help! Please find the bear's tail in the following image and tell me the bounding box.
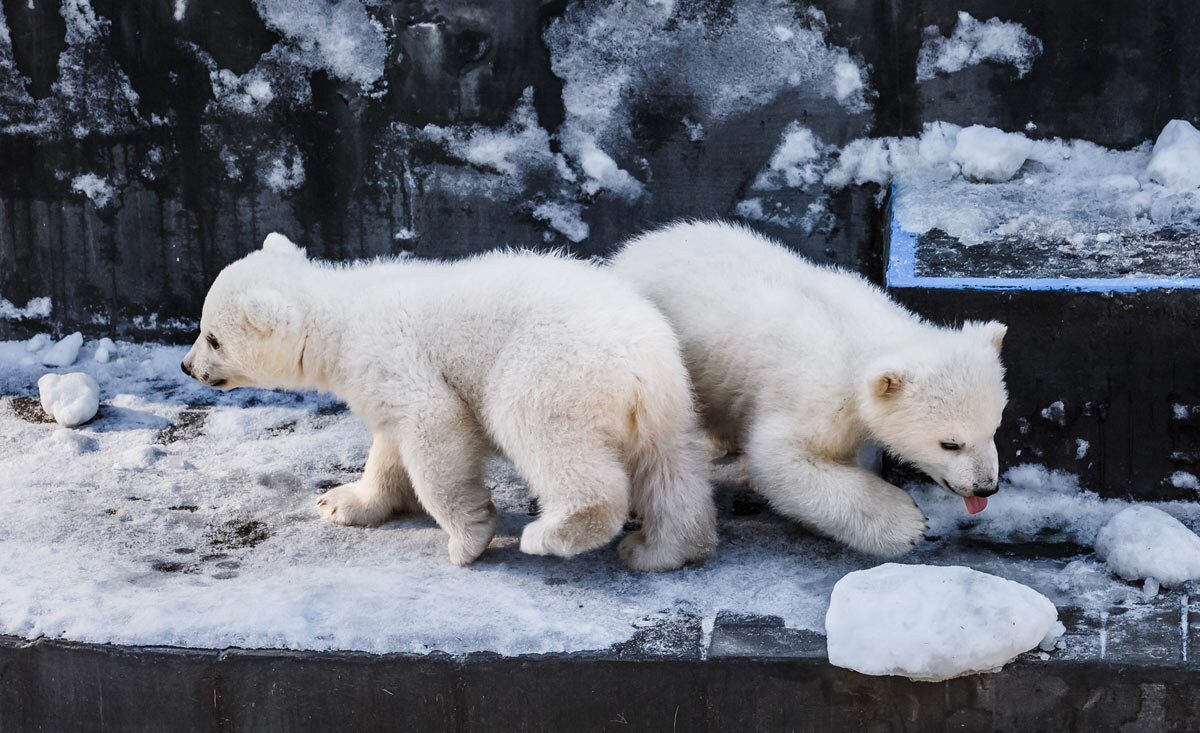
[620,354,718,572]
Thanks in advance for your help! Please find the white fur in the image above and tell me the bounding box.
[182,235,717,572]
[610,221,1008,557]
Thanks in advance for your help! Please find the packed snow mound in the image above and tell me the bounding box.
[93,337,117,363]
[38,372,100,427]
[1095,506,1200,587]
[41,332,84,367]
[826,564,1062,681]
[916,12,1043,81]
[952,125,1033,182]
[1145,120,1200,192]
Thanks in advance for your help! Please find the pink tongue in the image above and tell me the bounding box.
[964,495,988,514]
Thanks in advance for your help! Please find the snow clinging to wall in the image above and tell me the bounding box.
[917,11,1043,81]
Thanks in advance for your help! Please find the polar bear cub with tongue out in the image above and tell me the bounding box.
[610,221,1009,557]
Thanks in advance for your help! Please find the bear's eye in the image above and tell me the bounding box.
[940,441,961,451]
[206,333,220,351]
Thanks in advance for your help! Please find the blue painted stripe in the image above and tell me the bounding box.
[886,183,1200,292]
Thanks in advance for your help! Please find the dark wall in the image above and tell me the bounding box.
[0,0,1197,338]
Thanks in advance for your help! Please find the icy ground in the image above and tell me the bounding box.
[3,339,1200,657]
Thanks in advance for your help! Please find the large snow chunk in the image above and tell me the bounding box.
[1145,120,1200,191]
[37,372,100,427]
[826,564,1061,681]
[1095,506,1200,587]
[41,332,84,367]
[951,125,1032,182]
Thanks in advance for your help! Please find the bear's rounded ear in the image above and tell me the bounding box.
[242,288,292,334]
[968,320,1007,353]
[871,370,905,399]
[262,233,306,259]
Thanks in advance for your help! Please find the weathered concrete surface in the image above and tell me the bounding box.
[3,627,1199,732]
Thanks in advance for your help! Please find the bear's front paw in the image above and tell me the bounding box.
[853,493,928,558]
[316,481,395,527]
[617,530,688,573]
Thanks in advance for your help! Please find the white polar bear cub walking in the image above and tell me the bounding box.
[181,234,717,572]
[610,221,1008,557]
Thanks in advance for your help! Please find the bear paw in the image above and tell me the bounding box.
[617,530,687,573]
[316,481,395,527]
[850,493,928,558]
[446,508,498,566]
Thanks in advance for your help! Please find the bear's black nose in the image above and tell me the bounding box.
[974,484,999,497]
[181,361,192,377]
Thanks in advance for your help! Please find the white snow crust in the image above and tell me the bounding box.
[38,372,100,427]
[826,564,1061,681]
[916,12,1043,81]
[1095,506,1200,587]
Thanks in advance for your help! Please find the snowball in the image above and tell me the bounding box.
[826,564,1061,681]
[93,337,116,363]
[37,372,100,427]
[41,332,84,367]
[951,125,1032,182]
[1095,506,1200,587]
[1145,120,1200,191]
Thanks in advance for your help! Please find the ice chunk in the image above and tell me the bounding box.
[1095,506,1200,587]
[916,12,1043,81]
[41,332,84,367]
[1171,471,1200,492]
[1145,120,1200,191]
[826,563,1061,681]
[93,337,116,363]
[951,125,1032,182]
[37,372,100,427]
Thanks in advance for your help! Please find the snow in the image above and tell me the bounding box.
[71,173,116,207]
[1145,120,1200,192]
[1075,439,1089,460]
[0,296,51,320]
[252,0,387,89]
[1172,471,1200,492]
[916,12,1043,81]
[752,122,830,190]
[826,564,1062,681]
[94,337,117,363]
[422,88,555,182]
[262,150,305,193]
[41,332,84,367]
[951,125,1033,182]
[815,119,1200,249]
[3,341,1199,657]
[1095,507,1200,587]
[37,372,100,427]
[532,202,589,243]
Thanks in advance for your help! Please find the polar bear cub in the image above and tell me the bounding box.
[181,234,717,572]
[610,221,1008,557]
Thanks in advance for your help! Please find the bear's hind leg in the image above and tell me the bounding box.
[318,436,420,526]
[399,406,497,566]
[507,439,630,559]
[746,417,927,557]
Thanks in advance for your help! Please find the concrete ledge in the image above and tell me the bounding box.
[2,634,1198,731]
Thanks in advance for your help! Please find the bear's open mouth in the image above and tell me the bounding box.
[936,477,989,514]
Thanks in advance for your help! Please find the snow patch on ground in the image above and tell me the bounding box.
[1095,506,1200,587]
[826,563,1061,681]
[916,12,1043,81]
[532,201,589,243]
